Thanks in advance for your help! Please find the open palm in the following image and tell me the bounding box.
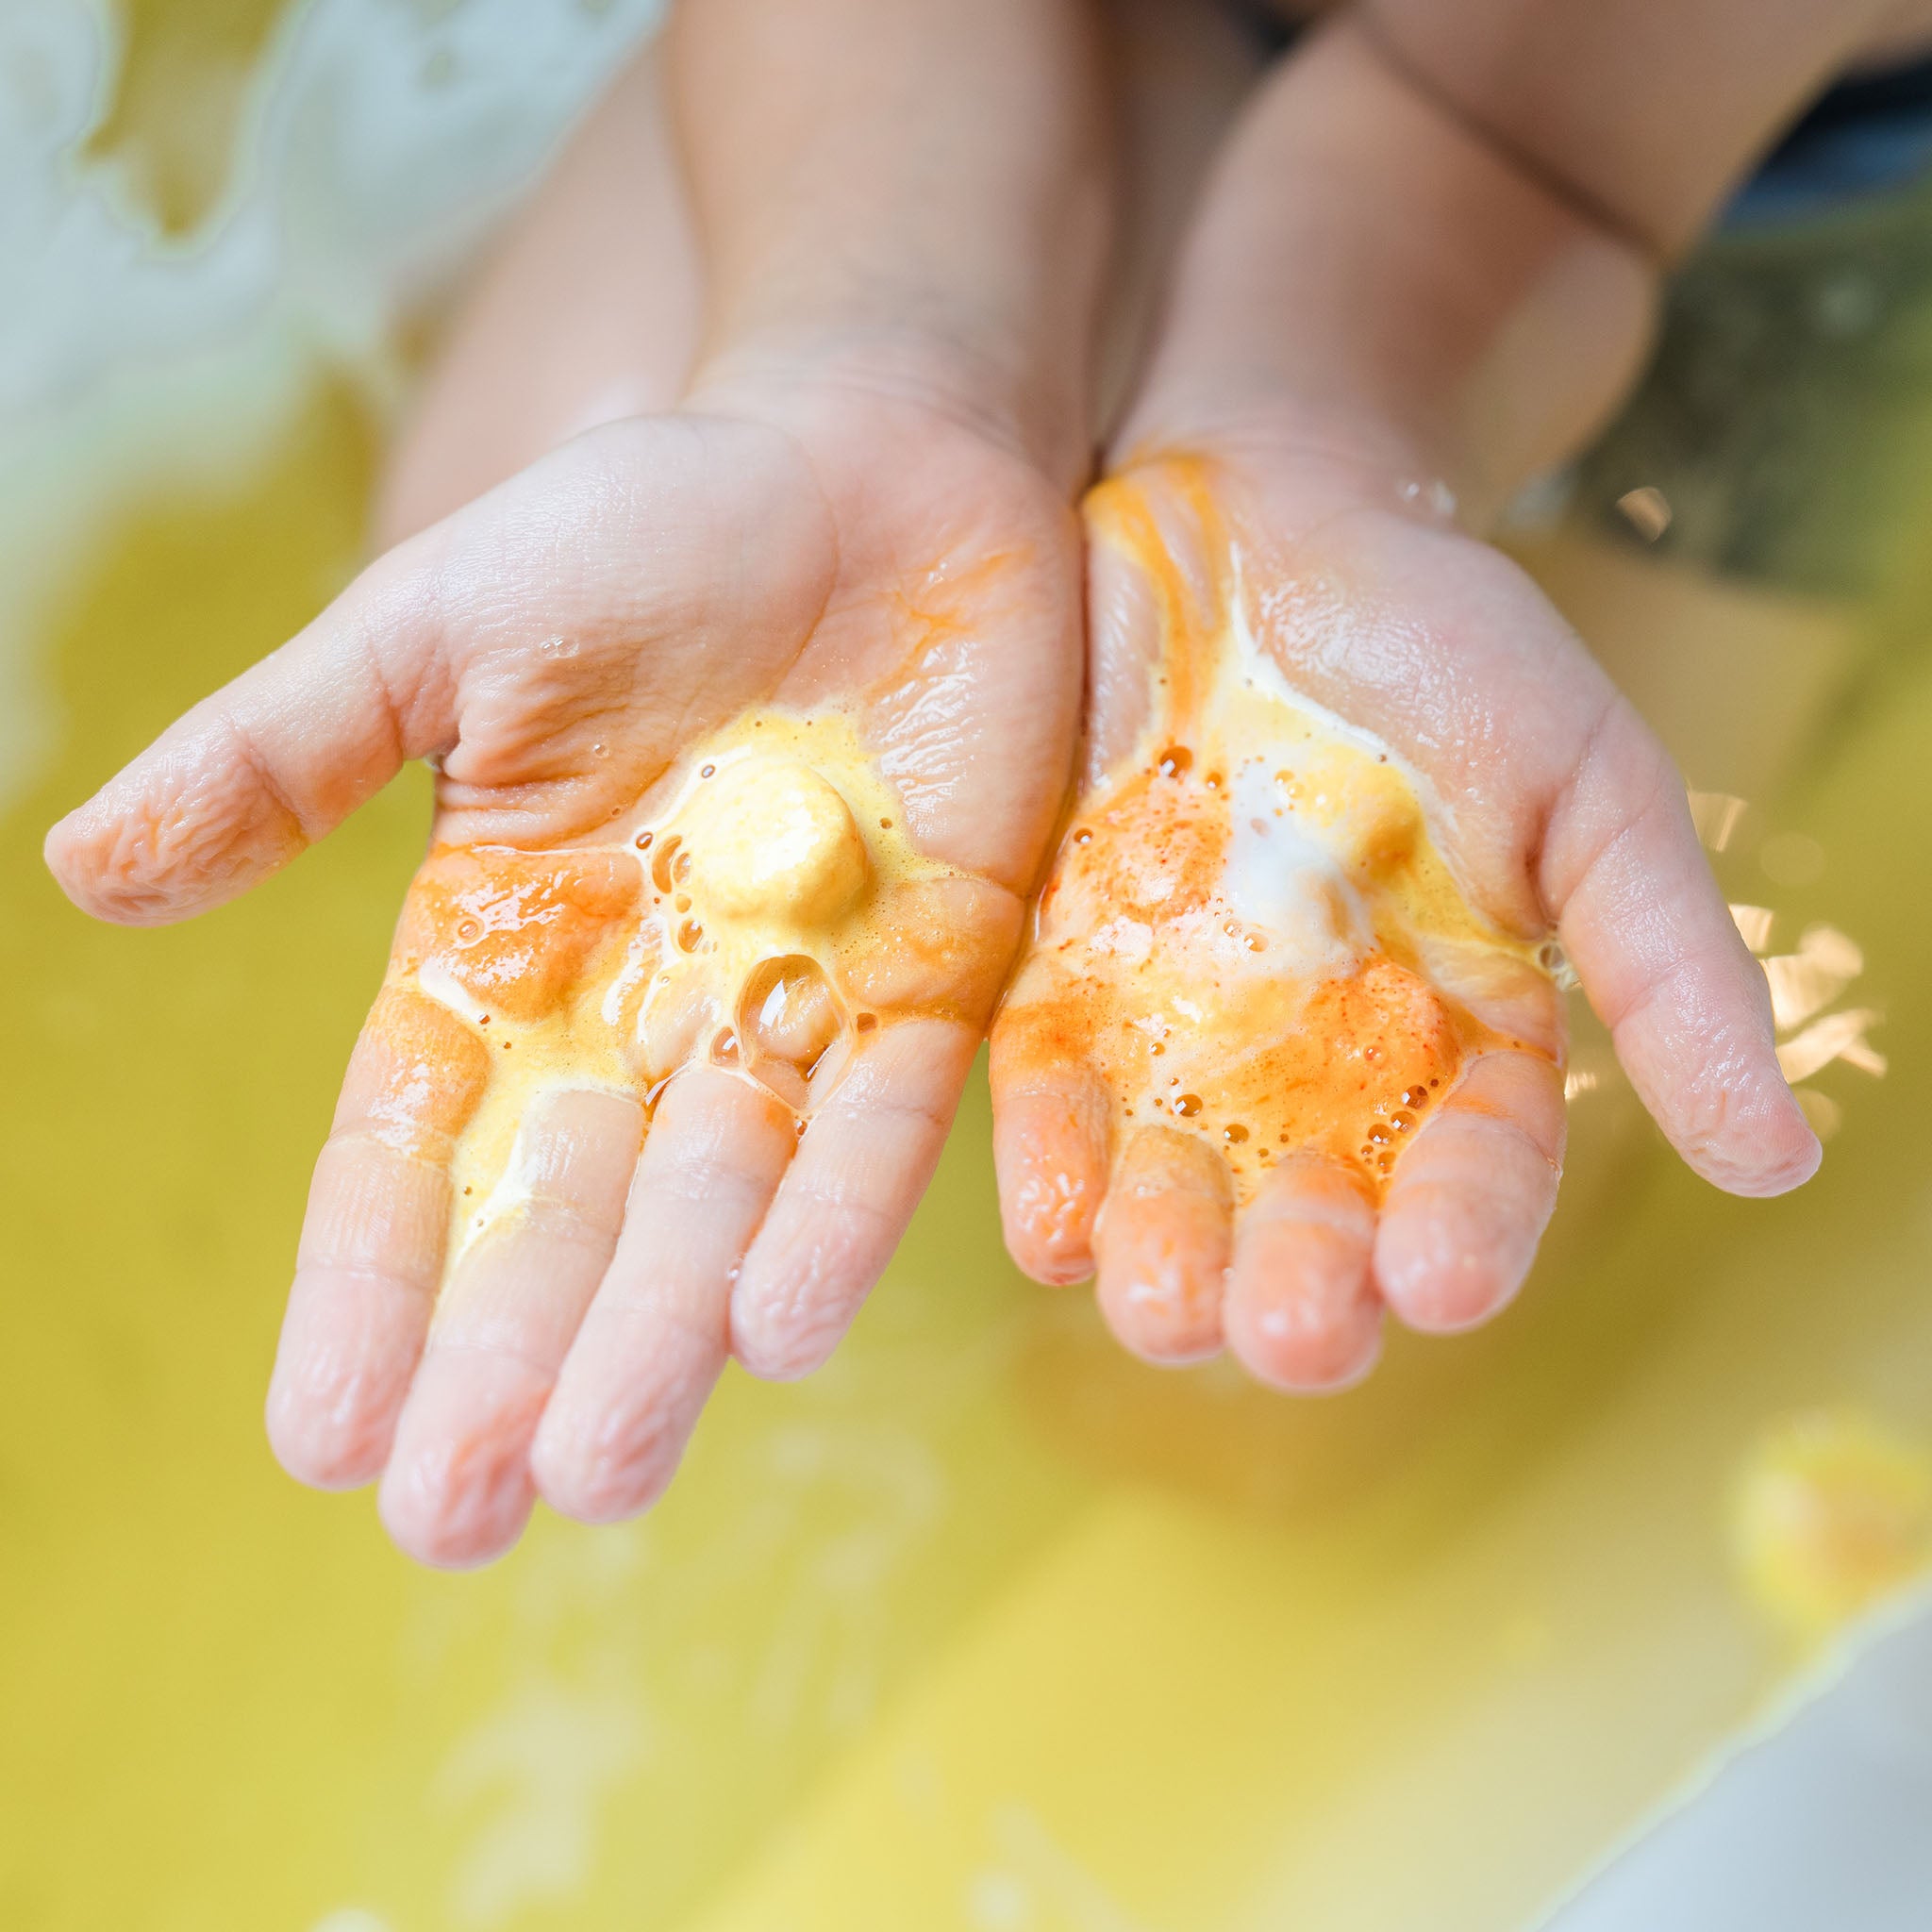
[992,443,1816,1389]
[47,391,1080,1564]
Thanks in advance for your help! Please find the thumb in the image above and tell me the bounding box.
[45,521,461,927]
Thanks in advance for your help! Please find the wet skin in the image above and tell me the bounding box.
[43,6,1834,1564]
[46,390,1081,1565]
[991,444,1816,1391]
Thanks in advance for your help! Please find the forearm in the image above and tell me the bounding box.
[1121,2,1913,521]
[667,0,1113,485]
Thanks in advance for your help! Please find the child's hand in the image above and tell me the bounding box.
[989,8,1842,1390]
[991,438,1812,1389]
[47,390,1079,1563]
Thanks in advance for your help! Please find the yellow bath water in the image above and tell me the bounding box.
[6,8,1932,1930]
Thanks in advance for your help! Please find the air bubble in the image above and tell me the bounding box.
[1537,940,1580,990]
[651,835,682,892]
[1402,1086,1429,1108]
[739,956,841,1073]
[456,918,481,943]
[635,830,654,851]
[1156,745,1193,779]
[700,763,716,779]
[1224,1124,1249,1144]
[677,919,704,951]
[1173,1093,1203,1118]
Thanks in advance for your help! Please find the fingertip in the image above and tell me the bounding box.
[728,1273,854,1382]
[1092,1127,1232,1365]
[1231,1298,1384,1393]
[1677,1086,1823,1198]
[42,797,160,927]
[264,1378,391,1493]
[1224,1159,1382,1392]
[530,1396,685,1526]
[991,1081,1108,1287]
[534,1289,724,1524]
[377,1407,540,1570]
[1374,1179,1539,1334]
[1374,1054,1564,1334]
[265,1272,421,1491]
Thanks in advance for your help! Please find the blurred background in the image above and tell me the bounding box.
[3,4,1930,1928]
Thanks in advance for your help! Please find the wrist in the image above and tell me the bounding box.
[684,320,1092,490]
[1112,20,1660,528]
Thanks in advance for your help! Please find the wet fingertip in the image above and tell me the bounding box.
[1374,1191,1536,1335]
[377,1440,535,1571]
[264,1322,414,1492]
[1671,1073,1824,1199]
[41,808,139,924]
[528,1374,691,1524]
[1096,1289,1226,1367]
[1000,1204,1098,1288]
[1690,1113,1824,1198]
[1228,1298,1384,1395]
[531,1426,679,1526]
[727,1293,845,1382]
[264,1376,391,1491]
[1013,1247,1096,1289]
[1093,1247,1228,1365]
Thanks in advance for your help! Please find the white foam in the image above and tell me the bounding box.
[1222,759,1371,980]
[0,0,664,810]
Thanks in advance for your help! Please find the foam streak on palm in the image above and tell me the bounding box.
[46,393,1079,1563]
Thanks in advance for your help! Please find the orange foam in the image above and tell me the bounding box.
[995,462,1551,1208]
[362,706,1015,1274]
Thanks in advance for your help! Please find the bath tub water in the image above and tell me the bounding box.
[3,5,1928,1929]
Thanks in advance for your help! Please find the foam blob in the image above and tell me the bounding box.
[682,759,868,924]
[995,462,1557,1207]
[368,704,1011,1284]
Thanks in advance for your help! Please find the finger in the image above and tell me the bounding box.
[727,1020,978,1381]
[1092,1125,1232,1365]
[42,532,454,926]
[265,988,491,1489]
[1373,1049,1565,1334]
[43,418,836,927]
[989,1043,1110,1286]
[531,1067,795,1523]
[375,1088,640,1568]
[1543,695,1819,1197]
[1223,1157,1382,1391]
